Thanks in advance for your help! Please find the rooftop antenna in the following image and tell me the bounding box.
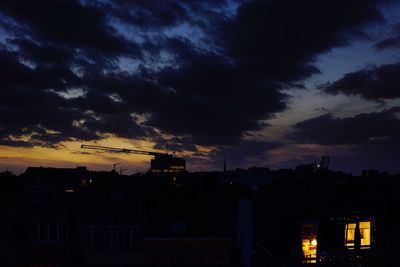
[326,155,330,170]
[113,162,121,171]
[223,156,227,173]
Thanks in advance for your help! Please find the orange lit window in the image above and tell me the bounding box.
[345,223,356,248]
[360,221,371,247]
[345,221,371,249]
[302,223,318,264]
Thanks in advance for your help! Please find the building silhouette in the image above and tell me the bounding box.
[1,165,400,266]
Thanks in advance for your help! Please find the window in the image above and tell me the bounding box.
[29,222,67,243]
[345,221,372,249]
[15,222,28,244]
[344,223,356,248]
[86,225,103,249]
[86,224,139,250]
[171,221,186,235]
[191,254,204,265]
[105,225,120,249]
[150,254,165,265]
[301,222,318,264]
[31,265,59,267]
[123,225,138,249]
[359,221,371,247]
[170,253,186,265]
[210,254,225,264]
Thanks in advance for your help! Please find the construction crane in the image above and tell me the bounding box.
[81,144,165,157]
[81,144,186,173]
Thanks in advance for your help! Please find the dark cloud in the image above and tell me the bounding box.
[108,0,233,29]
[291,107,400,172]
[375,36,400,51]
[109,0,188,28]
[0,139,34,148]
[0,50,145,147]
[375,22,400,50]
[10,38,73,66]
[0,0,129,55]
[291,107,400,145]
[147,52,287,145]
[188,139,282,170]
[220,0,387,82]
[315,107,330,112]
[152,136,198,153]
[289,109,400,173]
[0,0,395,154]
[83,112,147,140]
[323,63,400,100]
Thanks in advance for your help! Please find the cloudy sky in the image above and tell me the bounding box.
[1,0,400,174]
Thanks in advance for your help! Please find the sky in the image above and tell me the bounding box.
[0,0,400,175]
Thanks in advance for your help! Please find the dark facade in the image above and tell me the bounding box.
[252,169,400,267]
[1,167,400,266]
[0,167,239,267]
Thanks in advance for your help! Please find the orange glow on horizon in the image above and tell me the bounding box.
[0,137,164,174]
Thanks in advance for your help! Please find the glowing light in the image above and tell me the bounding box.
[345,221,371,248]
[302,223,318,264]
[360,221,371,247]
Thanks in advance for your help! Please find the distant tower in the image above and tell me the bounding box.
[223,157,227,173]
[319,155,330,170]
[326,156,330,170]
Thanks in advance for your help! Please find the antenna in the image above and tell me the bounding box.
[223,156,227,173]
[113,163,121,171]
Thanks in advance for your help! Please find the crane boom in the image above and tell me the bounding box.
[81,144,186,173]
[80,144,166,157]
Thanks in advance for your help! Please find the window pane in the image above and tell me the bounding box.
[40,223,48,241]
[49,224,58,241]
[16,222,28,244]
[124,226,138,249]
[30,223,38,241]
[359,221,371,246]
[60,224,67,242]
[345,223,356,247]
[93,227,103,249]
[301,223,318,264]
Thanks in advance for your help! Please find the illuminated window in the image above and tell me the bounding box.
[360,221,371,247]
[302,223,318,264]
[345,221,371,249]
[345,223,356,248]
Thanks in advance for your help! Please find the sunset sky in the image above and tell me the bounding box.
[1,0,400,174]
